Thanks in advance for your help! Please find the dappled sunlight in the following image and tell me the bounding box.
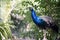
[0,0,60,40]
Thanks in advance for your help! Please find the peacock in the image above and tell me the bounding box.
[29,7,59,33]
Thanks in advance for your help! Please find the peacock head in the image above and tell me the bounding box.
[29,7,34,11]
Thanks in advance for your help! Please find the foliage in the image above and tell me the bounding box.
[6,0,60,40]
[0,0,16,40]
[0,0,60,40]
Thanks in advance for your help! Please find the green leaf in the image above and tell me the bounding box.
[0,26,8,40]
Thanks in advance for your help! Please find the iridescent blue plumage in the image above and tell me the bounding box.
[30,8,48,29]
[29,7,58,33]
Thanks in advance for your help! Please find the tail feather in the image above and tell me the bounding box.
[51,24,59,33]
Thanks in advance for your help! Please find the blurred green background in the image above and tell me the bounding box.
[0,0,60,40]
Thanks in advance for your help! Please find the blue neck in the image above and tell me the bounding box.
[31,8,42,24]
[31,9,37,20]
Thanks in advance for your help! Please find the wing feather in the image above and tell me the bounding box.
[39,16,58,33]
[39,16,54,25]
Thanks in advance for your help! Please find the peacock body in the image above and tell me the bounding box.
[29,7,58,33]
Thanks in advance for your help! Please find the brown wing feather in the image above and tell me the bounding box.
[39,16,54,25]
